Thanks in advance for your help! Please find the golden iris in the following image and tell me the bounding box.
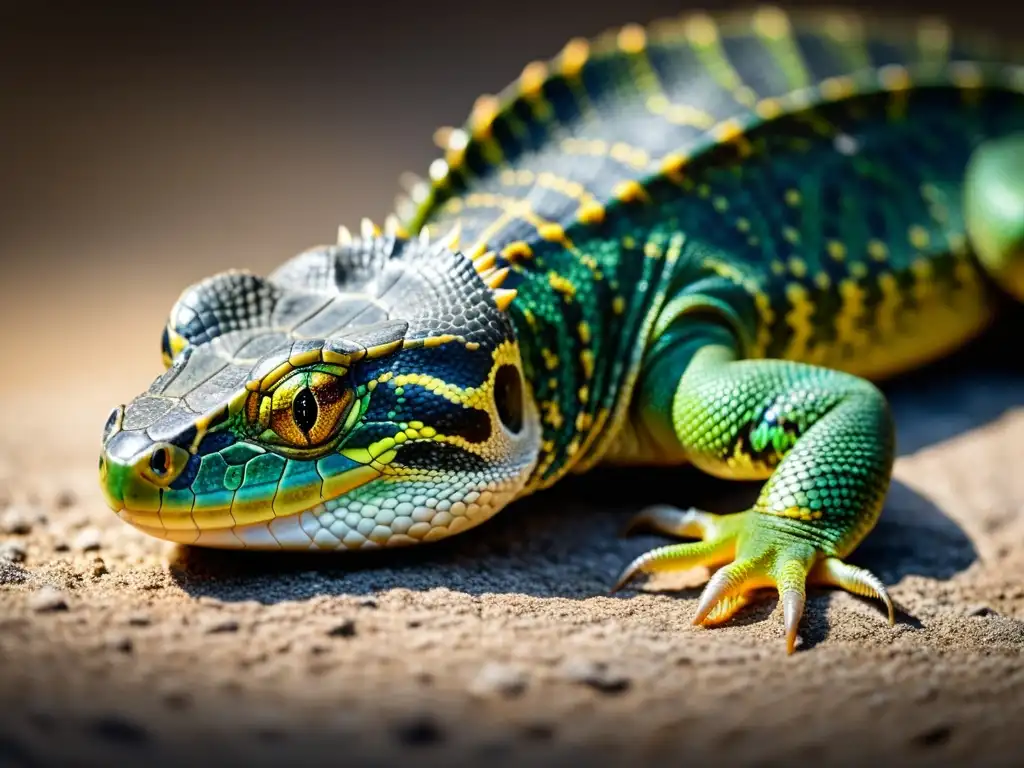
[256,371,354,448]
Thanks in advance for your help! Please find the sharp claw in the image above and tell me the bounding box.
[610,555,648,593]
[621,505,712,539]
[782,589,805,655]
[611,538,734,595]
[623,505,682,537]
[873,579,896,626]
[702,594,750,625]
[693,555,776,627]
[693,566,737,625]
[615,511,895,651]
[811,558,895,626]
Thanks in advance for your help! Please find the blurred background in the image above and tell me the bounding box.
[0,0,1017,451]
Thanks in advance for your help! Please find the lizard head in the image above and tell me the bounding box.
[98,227,542,550]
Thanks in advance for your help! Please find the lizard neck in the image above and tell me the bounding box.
[497,223,700,493]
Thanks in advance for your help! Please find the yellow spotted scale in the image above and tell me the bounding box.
[99,6,1024,653]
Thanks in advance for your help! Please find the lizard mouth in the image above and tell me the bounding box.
[102,448,382,550]
[114,502,364,550]
[112,471,523,552]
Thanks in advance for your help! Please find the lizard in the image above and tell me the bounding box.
[98,6,1024,653]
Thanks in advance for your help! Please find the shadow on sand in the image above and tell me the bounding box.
[169,304,1024,644]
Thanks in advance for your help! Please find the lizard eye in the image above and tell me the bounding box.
[493,364,523,434]
[249,370,355,449]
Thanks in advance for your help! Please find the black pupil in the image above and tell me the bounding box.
[293,388,319,433]
[150,448,169,476]
[493,364,523,433]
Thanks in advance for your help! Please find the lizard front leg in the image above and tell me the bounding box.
[617,322,896,653]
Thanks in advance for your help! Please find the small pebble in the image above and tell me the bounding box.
[107,634,134,653]
[0,540,27,563]
[468,662,528,698]
[0,560,27,585]
[91,558,108,577]
[29,586,69,613]
[55,490,77,509]
[966,604,998,617]
[127,613,152,627]
[0,507,32,535]
[203,617,240,634]
[74,528,102,552]
[557,659,631,694]
[326,619,357,638]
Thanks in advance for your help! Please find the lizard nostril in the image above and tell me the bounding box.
[140,442,189,487]
[149,448,170,477]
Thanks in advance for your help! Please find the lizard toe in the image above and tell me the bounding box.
[615,510,895,654]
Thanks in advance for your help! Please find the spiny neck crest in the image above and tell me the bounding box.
[336,217,517,313]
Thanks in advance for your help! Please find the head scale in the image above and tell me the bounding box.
[99,230,541,550]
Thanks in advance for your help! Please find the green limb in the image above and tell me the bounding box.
[623,323,897,653]
[965,133,1024,301]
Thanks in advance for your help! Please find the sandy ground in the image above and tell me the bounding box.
[2,301,1024,767]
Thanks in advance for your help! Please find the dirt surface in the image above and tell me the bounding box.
[0,308,1022,768]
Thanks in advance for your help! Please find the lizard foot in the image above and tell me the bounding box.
[612,505,894,653]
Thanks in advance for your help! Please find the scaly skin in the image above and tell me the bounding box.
[99,7,1024,652]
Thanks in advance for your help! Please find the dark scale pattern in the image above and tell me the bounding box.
[405,9,1021,249]
[622,86,1024,382]
[393,442,493,473]
[169,453,202,492]
[342,421,403,449]
[169,271,281,350]
[504,215,675,487]
[360,368,478,430]
[383,345,490,391]
[401,7,1024,491]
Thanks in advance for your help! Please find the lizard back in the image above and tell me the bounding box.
[395,6,1024,487]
